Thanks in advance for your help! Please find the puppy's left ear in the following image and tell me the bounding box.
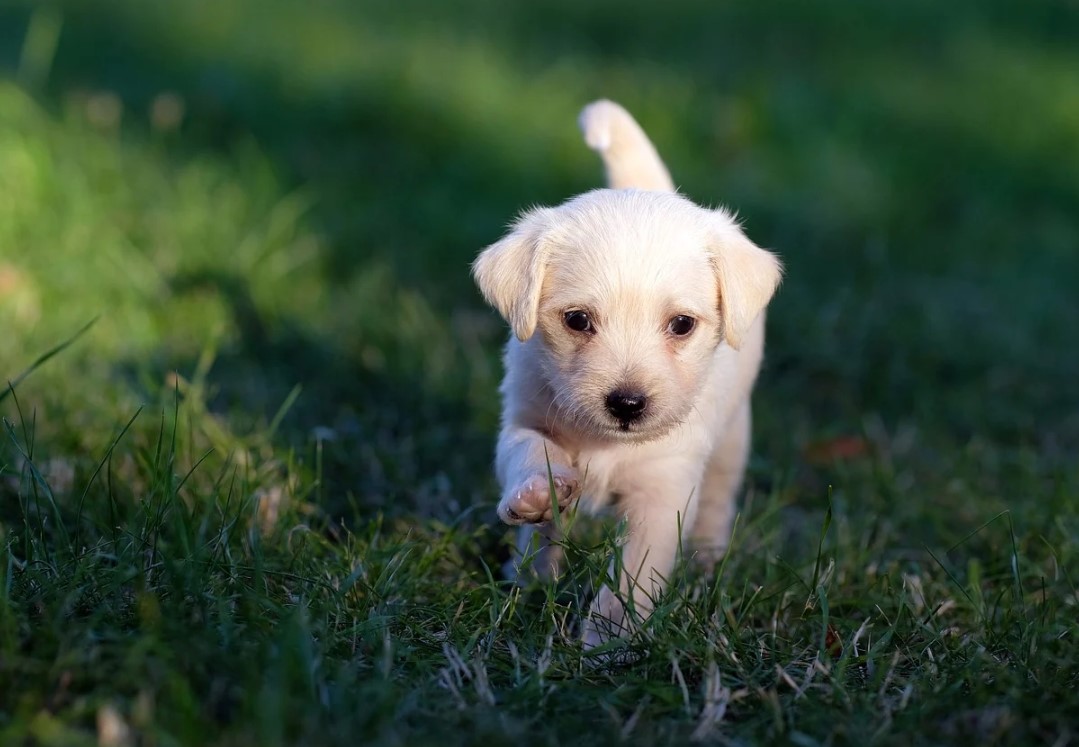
[472,207,555,341]
[710,219,783,350]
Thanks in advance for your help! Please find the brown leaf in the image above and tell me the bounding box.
[803,436,870,465]
[825,624,843,656]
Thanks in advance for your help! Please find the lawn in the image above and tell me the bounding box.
[1,0,1077,744]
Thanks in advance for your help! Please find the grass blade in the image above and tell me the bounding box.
[1,317,98,405]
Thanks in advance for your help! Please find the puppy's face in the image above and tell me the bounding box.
[533,223,721,442]
[474,190,781,443]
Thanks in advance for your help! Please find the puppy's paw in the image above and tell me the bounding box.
[497,471,579,526]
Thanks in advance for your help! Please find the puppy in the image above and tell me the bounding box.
[472,100,782,648]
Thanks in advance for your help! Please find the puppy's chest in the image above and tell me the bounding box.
[570,449,639,513]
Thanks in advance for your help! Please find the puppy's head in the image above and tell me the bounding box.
[473,190,781,443]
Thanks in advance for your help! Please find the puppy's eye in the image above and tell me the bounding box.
[667,315,696,337]
[563,310,594,334]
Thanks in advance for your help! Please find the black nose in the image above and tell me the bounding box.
[605,390,648,423]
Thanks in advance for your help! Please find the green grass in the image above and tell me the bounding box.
[1,0,1077,744]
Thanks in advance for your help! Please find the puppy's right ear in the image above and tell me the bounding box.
[472,207,554,341]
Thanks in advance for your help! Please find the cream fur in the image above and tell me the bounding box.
[472,99,782,649]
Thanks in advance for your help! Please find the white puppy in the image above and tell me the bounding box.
[472,100,782,648]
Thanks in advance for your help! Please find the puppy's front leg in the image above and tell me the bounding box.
[583,465,700,649]
[495,426,579,525]
[496,426,579,581]
[691,402,751,569]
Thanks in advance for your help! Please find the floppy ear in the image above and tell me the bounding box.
[710,219,783,350]
[471,207,555,341]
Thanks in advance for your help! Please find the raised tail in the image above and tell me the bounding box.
[578,99,675,192]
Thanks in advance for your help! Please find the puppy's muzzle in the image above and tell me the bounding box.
[605,390,648,426]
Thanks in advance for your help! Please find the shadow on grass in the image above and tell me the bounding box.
[126,268,496,520]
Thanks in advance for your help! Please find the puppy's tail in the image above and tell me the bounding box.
[578,99,675,192]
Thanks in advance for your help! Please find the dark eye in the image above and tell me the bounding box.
[563,310,594,333]
[667,315,696,337]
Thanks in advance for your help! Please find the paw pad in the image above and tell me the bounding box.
[498,473,579,525]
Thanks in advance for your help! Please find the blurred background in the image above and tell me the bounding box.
[1,0,1076,536]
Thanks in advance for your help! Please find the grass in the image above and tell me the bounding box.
[1,0,1077,743]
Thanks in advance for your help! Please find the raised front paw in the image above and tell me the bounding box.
[497,471,580,526]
